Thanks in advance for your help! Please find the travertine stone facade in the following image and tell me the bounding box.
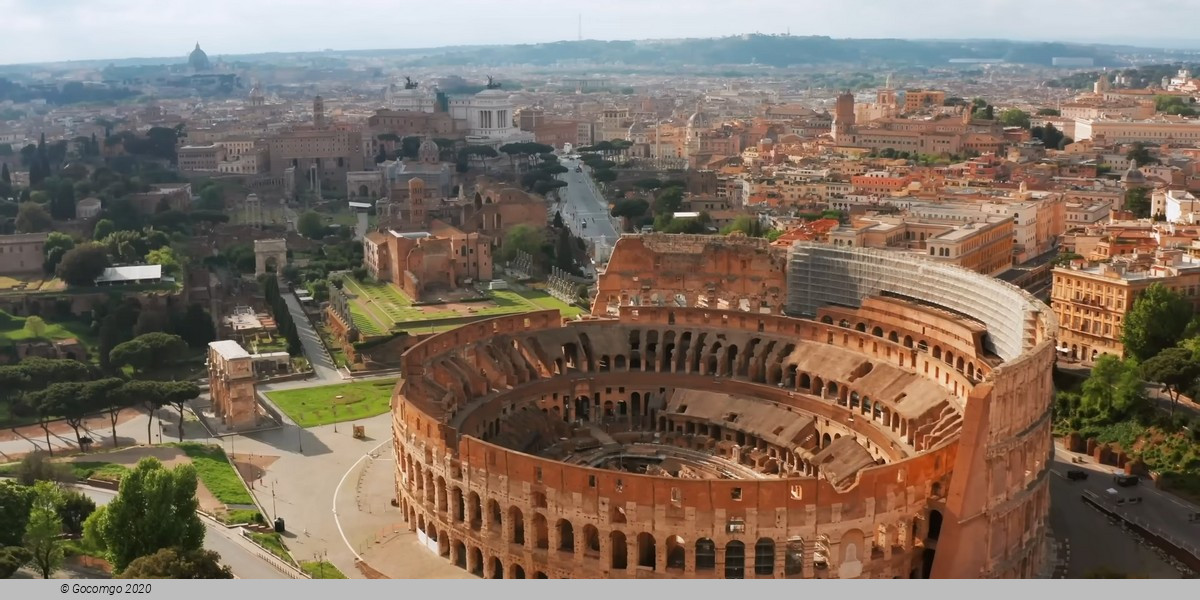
[392,239,1056,579]
[208,340,258,429]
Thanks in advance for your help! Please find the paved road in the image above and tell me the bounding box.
[80,486,288,579]
[557,159,620,253]
[282,291,340,382]
[1049,445,1200,576]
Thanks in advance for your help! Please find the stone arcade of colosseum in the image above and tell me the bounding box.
[391,235,1057,579]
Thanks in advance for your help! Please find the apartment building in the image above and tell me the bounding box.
[1052,249,1200,362]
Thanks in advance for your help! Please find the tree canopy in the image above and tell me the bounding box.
[123,547,233,579]
[1140,346,1200,415]
[108,332,187,377]
[83,457,205,573]
[56,243,111,287]
[23,481,65,579]
[998,108,1031,129]
[1122,283,1194,361]
[297,211,325,240]
[15,202,51,233]
[499,224,544,263]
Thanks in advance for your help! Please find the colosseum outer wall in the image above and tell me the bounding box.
[391,241,1057,579]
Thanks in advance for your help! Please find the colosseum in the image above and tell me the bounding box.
[391,235,1056,579]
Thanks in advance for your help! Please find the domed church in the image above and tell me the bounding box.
[188,42,211,72]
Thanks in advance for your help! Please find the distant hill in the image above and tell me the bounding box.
[392,35,1131,68]
[5,34,1190,73]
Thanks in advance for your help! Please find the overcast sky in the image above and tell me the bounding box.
[4,0,1200,64]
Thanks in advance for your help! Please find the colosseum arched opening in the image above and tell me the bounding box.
[390,238,1056,579]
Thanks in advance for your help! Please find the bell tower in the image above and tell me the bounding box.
[313,96,325,128]
[408,178,427,228]
[832,90,856,143]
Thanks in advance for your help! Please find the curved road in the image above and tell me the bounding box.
[80,487,288,579]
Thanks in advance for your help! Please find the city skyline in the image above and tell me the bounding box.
[4,0,1200,65]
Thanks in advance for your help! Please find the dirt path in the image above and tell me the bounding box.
[0,408,146,443]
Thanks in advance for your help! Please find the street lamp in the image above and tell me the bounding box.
[333,396,343,432]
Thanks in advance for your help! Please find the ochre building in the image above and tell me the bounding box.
[391,237,1056,579]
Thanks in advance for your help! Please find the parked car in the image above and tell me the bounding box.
[1114,474,1139,487]
[1066,469,1088,481]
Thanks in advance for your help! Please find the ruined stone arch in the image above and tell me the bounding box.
[666,535,686,569]
[253,238,288,276]
[508,505,525,545]
[695,538,716,570]
[636,532,656,569]
[583,524,601,554]
[610,530,628,569]
[754,538,775,576]
[556,518,573,552]
[725,540,746,579]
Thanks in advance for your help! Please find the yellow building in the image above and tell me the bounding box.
[1051,249,1200,362]
[901,90,946,113]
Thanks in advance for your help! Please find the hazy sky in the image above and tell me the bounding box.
[4,0,1200,64]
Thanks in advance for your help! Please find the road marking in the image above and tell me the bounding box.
[333,438,392,562]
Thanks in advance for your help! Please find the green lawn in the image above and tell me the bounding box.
[341,277,583,337]
[172,443,255,505]
[300,560,348,579]
[220,508,264,525]
[248,532,295,565]
[515,286,586,317]
[69,462,130,483]
[249,334,288,353]
[266,379,397,428]
[0,314,100,357]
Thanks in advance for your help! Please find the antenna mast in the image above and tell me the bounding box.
[578,14,582,41]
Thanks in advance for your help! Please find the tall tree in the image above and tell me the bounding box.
[115,380,170,445]
[83,457,205,572]
[1124,187,1151,218]
[42,231,75,275]
[23,481,64,579]
[554,227,575,273]
[0,481,33,547]
[296,211,325,240]
[1,163,10,185]
[92,218,115,242]
[35,382,90,450]
[15,202,51,233]
[123,547,233,579]
[1122,282,1194,361]
[109,332,186,378]
[1126,142,1159,167]
[57,489,95,537]
[0,546,32,579]
[56,243,111,286]
[174,304,216,348]
[163,381,201,442]
[85,378,127,448]
[1080,355,1146,422]
[1140,346,1200,416]
[23,315,46,339]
